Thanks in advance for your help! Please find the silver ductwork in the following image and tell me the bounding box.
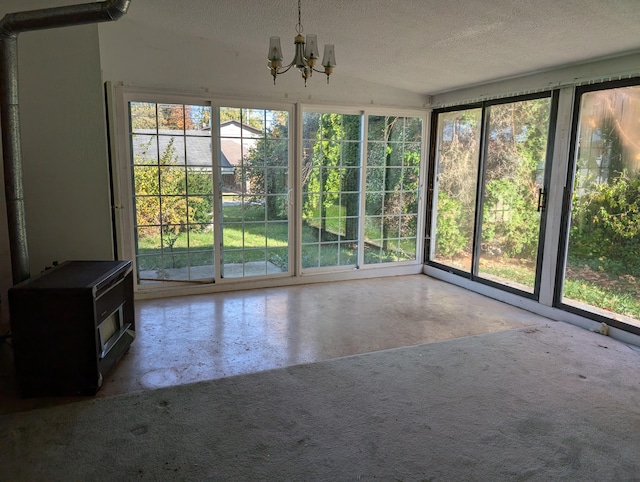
[0,0,130,284]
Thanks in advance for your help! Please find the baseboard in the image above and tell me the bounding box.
[423,265,640,348]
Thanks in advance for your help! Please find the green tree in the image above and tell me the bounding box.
[220,107,264,131]
[242,111,289,220]
[480,99,549,257]
[303,113,361,240]
[435,110,482,258]
[134,138,209,267]
[570,169,640,270]
[130,102,164,130]
[378,117,421,251]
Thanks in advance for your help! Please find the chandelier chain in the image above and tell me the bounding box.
[296,0,303,34]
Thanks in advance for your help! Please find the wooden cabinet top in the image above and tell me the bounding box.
[11,260,132,293]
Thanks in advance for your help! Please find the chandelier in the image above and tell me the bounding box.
[267,0,336,86]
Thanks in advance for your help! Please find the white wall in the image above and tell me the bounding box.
[430,51,640,107]
[19,25,114,268]
[0,1,115,324]
[97,18,427,108]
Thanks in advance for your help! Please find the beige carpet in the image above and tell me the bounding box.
[2,321,640,480]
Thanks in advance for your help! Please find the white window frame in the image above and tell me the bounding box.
[107,84,428,298]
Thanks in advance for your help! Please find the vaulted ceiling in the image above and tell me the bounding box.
[124,0,640,95]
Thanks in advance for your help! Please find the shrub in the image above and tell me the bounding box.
[482,178,541,258]
[435,192,469,257]
[570,170,640,272]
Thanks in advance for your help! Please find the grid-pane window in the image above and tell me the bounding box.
[364,115,422,264]
[130,102,214,283]
[125,99,423,287]
[219,108,290,278]
[302,113,361,269]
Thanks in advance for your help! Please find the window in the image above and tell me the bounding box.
[126,101,292,284]
[431,108,482,272]
[559,81,640,328]
[116,91,425,290]
[301,110,425,270]
[130,102,215,283]
[218,107,290,278]
[430,94,554,296]
[364,115,422,263]
[301,112,362,269]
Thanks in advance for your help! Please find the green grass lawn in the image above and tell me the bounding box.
[562,278,640,319]
[138,201,638,321]
[138,202,416,273]
[479,257,640,320]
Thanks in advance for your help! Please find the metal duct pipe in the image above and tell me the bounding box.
[0,0,131,284]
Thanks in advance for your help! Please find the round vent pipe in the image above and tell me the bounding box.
[0,0,131,284]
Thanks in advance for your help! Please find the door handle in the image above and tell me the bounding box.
[537,188,546,212]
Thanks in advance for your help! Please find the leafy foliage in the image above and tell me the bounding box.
[435,99,549,260]
[570,170,640,273]
[242,111,289,220]
[434,192,468,257]
[130,102,208,131]
[482,178,541,257]
[434,90,639,320]
[302,113,361,241]
[434,109,481,258]
[134,137,212,267]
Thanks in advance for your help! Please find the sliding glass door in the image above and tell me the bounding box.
[301,110,425,270]
[431,108,482,272]
[477,98,551,292]
[130,101,216,283]
[127,101,292,284]
[120,92,425,290]
[559,81,640,328]
[430,94,554,296]
[218,107,290,278]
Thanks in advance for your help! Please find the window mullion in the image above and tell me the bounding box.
[358,112,368,269]
[211,102,223,280]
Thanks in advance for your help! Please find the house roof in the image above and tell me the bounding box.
[220,120,262,137]
[131,128,256,169]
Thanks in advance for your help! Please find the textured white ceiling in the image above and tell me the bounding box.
[123,0,640,95]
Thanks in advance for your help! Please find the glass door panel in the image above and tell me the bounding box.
[129,102,215,283]
[477,98,551,293]
[561,85,640,326]
[364,115,422,264]
[431,108,482,272]
[219,108,290,279]
[301,112,362,269]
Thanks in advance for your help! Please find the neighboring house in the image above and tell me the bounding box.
[219,120,263,193]
[131,120,262,194]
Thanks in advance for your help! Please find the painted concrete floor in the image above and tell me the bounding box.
[0,275,553,413]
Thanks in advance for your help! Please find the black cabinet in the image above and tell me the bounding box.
[9,260,135,396]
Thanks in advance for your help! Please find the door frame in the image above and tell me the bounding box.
[554,78,640,335]
[426,91,559,300]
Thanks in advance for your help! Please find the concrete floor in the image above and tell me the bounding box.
[0,274,553,413]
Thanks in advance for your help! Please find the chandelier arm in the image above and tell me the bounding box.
[276,62,297,75]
